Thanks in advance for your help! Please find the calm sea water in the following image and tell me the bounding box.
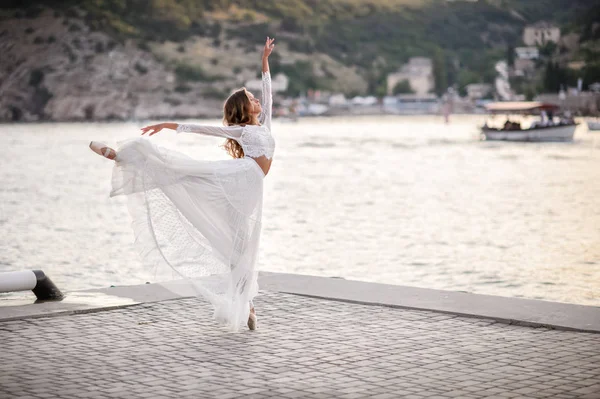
[1,116,599,305]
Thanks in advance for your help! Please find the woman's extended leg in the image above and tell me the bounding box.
[89,141,117,160]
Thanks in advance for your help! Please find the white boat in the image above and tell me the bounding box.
[481,101,576,142]
[587,121,600,131]
[482,124,576,141]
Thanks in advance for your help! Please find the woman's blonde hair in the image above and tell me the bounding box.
[222,88,259,158]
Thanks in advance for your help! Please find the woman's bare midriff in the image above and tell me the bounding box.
[249,155,272,176]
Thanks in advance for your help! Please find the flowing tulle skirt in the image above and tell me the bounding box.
[110,137,264,331]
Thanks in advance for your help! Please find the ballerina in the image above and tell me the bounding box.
[89,37,276,331]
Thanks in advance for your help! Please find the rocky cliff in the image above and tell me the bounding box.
[0,6,368,122]
[0,9,227,122]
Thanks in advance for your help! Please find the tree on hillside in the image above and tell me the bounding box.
[432,48,447,97]
[457,69,480,97]
[365,68,388,98]
[542,61,574,93]
[581,63,600,90]
[539,42,558,58]
[392,80,414,95]
[506,45,515,67]
[543,62,558,92]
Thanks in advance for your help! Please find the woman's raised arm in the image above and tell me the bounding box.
[262,37,274,74]
[259,37,274,130]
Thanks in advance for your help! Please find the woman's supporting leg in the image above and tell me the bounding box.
[248,300,257,330]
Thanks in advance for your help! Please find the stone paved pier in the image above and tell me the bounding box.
[1,273,599,398]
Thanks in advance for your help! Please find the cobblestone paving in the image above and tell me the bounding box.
[1,292,599,399]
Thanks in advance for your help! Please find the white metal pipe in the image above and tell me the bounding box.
[0,270,37,293]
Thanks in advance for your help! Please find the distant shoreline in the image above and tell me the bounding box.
[0,112,482,125]
[1,113,595,125]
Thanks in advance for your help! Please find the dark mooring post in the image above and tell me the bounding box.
[32,270,64,300]
[0,270,64,301]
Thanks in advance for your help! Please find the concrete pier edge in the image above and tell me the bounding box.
[0,272,598,333]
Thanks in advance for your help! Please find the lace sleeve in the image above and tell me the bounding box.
[176,124,243,139]
[258,71,272,131]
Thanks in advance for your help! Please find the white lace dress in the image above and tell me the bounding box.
[110,72,275,331]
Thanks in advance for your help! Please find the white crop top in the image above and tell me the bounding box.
[176,71,275,160]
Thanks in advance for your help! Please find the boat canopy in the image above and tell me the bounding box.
[484,101,560,114]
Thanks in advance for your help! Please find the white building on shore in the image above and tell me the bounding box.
[386,57,434,96]
[465,84,492,100]
[523,22,560,46]
[383,93,439,114]
[328,94,348,107]
[515,47,539,60]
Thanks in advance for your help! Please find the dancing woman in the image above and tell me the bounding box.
[89,37,276,331]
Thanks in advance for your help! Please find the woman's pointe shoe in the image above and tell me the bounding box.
[89,141,117,160]
[248,310,257,331]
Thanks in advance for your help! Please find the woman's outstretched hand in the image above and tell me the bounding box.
[263,36,275,59]
[141,123,173,136]
[141,124,163,136]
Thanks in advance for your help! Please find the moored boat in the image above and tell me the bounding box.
[481,102,577,142]
[587,120,600,131]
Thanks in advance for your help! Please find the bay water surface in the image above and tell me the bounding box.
[1,115,599,305]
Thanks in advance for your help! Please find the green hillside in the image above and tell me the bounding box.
[2,0,598,96]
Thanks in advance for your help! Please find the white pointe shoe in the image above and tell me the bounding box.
[248,311,257,331]
[89,141,117,160]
